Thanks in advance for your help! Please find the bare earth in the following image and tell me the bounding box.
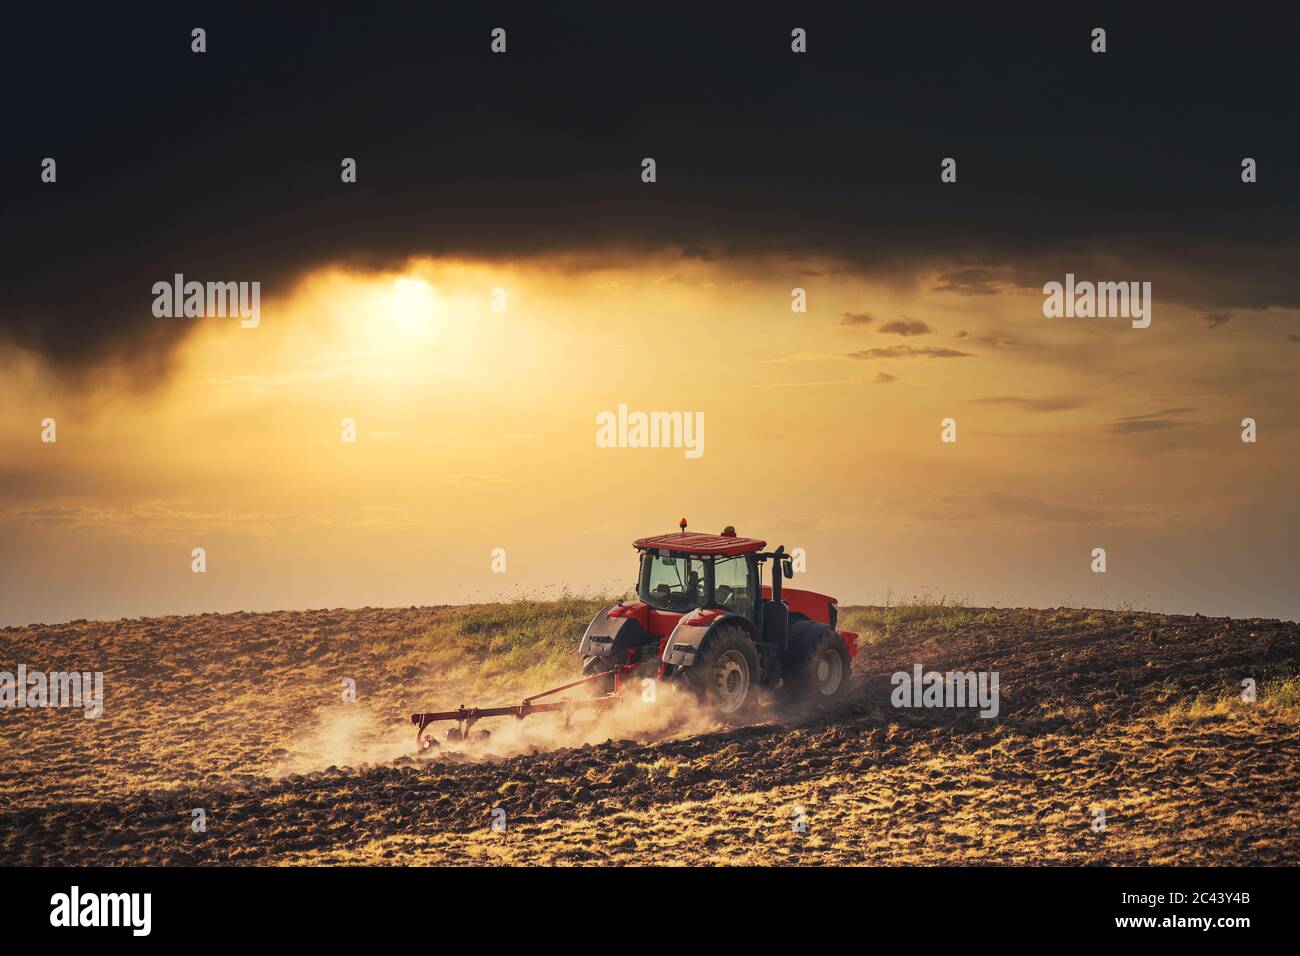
[1,603,1297,865]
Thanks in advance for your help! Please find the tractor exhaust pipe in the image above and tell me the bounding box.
[769,545,792,652]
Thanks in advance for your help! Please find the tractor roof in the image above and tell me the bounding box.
[633,532,767,557]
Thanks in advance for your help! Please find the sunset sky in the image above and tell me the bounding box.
[2,7,1298,624]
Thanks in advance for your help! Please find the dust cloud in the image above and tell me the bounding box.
[273,680,738,775]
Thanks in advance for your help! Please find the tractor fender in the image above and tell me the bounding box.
[578,603,655,660]
[661,610,758,668]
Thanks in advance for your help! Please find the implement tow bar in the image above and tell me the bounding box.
[409,659,639,750]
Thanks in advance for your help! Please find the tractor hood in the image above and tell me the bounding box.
[762,586,838,626]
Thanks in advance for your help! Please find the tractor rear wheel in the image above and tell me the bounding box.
[685,625,761,719]
[582,655,616,695]
[782,628,852,705]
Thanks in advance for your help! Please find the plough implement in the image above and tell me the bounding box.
[408,520,858,751]
[410,660,640,750]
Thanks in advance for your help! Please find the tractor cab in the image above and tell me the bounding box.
[634,527,772,622]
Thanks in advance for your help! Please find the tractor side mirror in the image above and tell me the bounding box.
[782,559,794,579]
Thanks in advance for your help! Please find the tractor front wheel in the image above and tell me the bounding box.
[685,625,761,719]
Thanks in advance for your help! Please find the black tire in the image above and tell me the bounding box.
[582,654,616,695]
[782,627,852,705]
[683,624,761,720]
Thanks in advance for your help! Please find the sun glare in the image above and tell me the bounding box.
[386,277,440,339]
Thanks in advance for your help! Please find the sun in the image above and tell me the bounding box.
[385,276,440,338]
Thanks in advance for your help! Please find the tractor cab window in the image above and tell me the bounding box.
[711,556,753,614]
[640,552,705,611]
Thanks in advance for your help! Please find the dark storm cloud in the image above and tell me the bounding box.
[2,5,1298,375]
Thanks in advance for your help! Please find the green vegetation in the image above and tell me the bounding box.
[407,595,613,698]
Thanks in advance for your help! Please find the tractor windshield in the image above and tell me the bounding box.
[639,551,706,612]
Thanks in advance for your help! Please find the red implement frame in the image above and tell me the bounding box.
[410,661,639,750]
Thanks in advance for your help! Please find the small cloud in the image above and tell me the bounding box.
[680,244,714,261]
[952,329,968,339]
[847,346,972,360]
[838,311,875,326]
[963,333,1016,350]
[1204,311,1232,328]
[1287,333,1300,343]
[968,395,1086,412]
[1114,407,1197,421]
[1111,419,1189,433]
[877,318,933,337]
[932,268,1015,296]
[1108,408,1198,434]
[760,372,896,387]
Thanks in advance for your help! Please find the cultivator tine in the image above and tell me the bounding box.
[409,661,638,750]
[414,713,437,751]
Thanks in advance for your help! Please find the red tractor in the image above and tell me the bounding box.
[411,521,858,747]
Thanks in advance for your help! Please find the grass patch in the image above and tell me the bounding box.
[841,593,979,639]
[406,595,614,699]
[1162,675,1300,721]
